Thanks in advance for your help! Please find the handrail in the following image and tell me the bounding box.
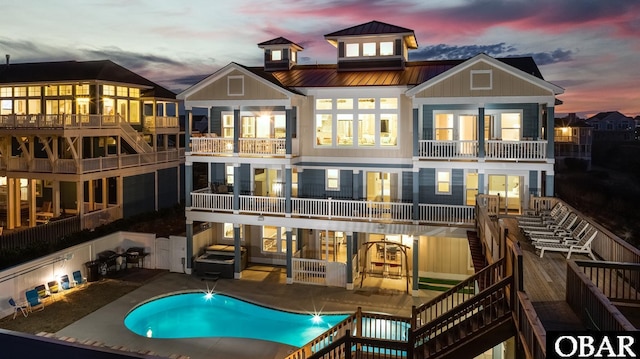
[515,291,547,359]
[412,257,505,329]
[411,276,513,358]
[574,260,640,304]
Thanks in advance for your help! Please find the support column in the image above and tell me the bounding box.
[478,107,485,158]
[88,179,95,212]
[234,224,242,279]
[76,180,84,217]
[346,232,354,290]
[285,107,292,157]
[412,236,419,295]
[13,178,21,228]
[233,163,240,213]
[412,107,419,157]
[117,176,123,219]
[154,171,159,211]
[478,170,485,194]
[412,170,419,222]
[285,165,292,216]
[28,179,36,228]
[233,107,240,154]
[352,170,360,200]
[286,227,293,284]
[185,162,193,207]
[546,106,555,159]
[185,109,192,152]
[186,220,193,272]
[102,178,108,210]
[546,173,554,197]
[7,178,16,229]
[53,180,60,217]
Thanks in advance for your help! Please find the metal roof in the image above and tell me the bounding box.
[324,20,418,49]
[257,37,303,50]
[0,60,176,99]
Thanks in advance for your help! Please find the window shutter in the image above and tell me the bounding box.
[283,49,289,61]
[264,49,271,63]
[338,42,345,57]
[395,39,402,56]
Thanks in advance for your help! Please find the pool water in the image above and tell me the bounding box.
[124,292,349,347]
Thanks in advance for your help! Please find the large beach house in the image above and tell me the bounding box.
[179,20,563,291]
[0,59,184,231]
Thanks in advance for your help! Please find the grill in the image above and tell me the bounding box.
[96,250,120,275]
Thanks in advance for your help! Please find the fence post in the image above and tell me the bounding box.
[345,329,351,358]
[356,307,362,337]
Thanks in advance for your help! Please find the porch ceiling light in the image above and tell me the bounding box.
[258,215,264,221]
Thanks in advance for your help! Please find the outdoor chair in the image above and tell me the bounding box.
[519,210,572,233]
[9,297,28,319]
[516,202,563,222]
[60,274,71,290]
[47,280,60,294]
[522,212,578,237]
[25,289,44,313]
[529,220,589,244]
[535,227,598,260]
[35,284,51,301]
[73,270,87,287]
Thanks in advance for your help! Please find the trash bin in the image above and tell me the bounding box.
[85,260,100,282]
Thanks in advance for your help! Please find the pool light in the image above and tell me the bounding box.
[312,314,322,324]
[146,328,153,338]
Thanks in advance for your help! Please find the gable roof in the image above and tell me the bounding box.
[0,60,176,99]
[324,20,418,49]
[405,53,564,97]
[585,111,633,122]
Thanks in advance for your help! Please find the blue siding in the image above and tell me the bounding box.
[326,170,352,199]
[299,169,326,198]
[529,170,539,196]
[210,106,231,136]
[402,171,413,203]
[239,164,251,195]
[210,163,226,184]
[123,173,155,218]
[419,168,464,205]
[158,168,179,209]
[180,164,185,203]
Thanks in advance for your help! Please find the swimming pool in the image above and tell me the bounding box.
[124,291,349,347]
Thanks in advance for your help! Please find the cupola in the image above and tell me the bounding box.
[258,37,303,71]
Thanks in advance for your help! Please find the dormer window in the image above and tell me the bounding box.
[291,51,296,62]
[362,43,376,56]
[346,43,359,57]
[271,50,282,61]
[258,37,304,71]
[380,42,394,56]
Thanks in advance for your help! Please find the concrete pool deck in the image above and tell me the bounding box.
[55,266,436,359]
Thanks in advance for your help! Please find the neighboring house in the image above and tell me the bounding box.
[585,111,634,141]
[178,21,563,292]
[0,59,184,231]
[554,115,592,170]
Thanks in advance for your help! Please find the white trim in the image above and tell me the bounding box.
[436,169,452,195]
[405,53,564,97]
[227,75,244,96]
[326,168,340,191]
[183,99,292,110]
[470,70,492,90]
[411,95,557,107]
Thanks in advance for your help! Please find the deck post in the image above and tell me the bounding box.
[285,227,293,284]
[234,224,242,279]
[346,232,353,289]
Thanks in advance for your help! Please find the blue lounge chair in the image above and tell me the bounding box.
[9,297,28,319]
[60,275,71,290]
[73,270,87,287]
[25,289,44,313]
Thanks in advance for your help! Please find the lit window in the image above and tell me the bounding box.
[346,43,359,57]
[117,86,128,97]
[224,223,243,240]
[327,169,340,190]
[380,114,397,146]
[59,85,72,96]
[223,113,234,138]
[316,98,332,110]
[28,99,41,114]
[241,116,255,138]
[28,86,41,97]
[316,114,332,146]
[0,100,12,114]
[358,98,375,109]
[226,165,234,185]
[14,99,26,114]
[358,114,376,146]
[435,113,454,140]
[380,98,397,109]
[274,115,286,138]
[103,85,115,96]
[500,113,521,141]
[363,42,376,56]
[75,84,90,96]
[436,170,451,194]
[337,114,353,146]
[261,226,296,254]
[336,98,353,110]
[45,86,58,96]
[380,42,394,56]
[271,50,282,61]
[130,88,140,98]
[0,87,12,97]
[466,172,478,206]
[14,87,26,97]
[291,51,296,62]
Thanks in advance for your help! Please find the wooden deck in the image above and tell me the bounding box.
[503,217,587,331]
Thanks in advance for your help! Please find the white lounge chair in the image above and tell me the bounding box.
[519,210,572,234]
[536,227,598,260]
[516,202,564,223]
[522,212,578,237]
[530,220,589,244]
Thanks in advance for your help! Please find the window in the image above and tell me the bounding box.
[435,113,454,140]
[102,85,115,96]
[336,98,353,110]
[291,51,296,62]
[471,70,492,90]
[271,50,282,61]
[337,114,353,145]
[346,43,359,57]
[363,42,376,56]
[226,165,234,185]
[380,114,397,146]
[14,87,26,97]
[14,99,26,114]
[130,88,140,98]
[380,98,397,109]
[223,113,234,138]
[315,114,332,146]
[28,99,41,114]
[130,100,140,123]
[227,76,244,96]
[436,170,451,194]
[358,114,376,146]
[75,84,89,96]
[0,100,11,114]
[0,87,11,97]
[316,98,332,110]
[326,169,340,190]
[358,98,375,110]
[45,86,58,96]
[223,223,243,241]
[59,85,72,96]
[241,116,255,137]
[466,172,478,206]
[117,86,128,97]
[380,42,394,56]
[262,226,296,254]
[500,113,521,141]
[274,115,286,138]
[28,86,41,97]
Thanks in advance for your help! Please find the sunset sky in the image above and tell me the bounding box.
[2,0,639,118]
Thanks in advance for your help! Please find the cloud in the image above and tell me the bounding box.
[409,43,573,65]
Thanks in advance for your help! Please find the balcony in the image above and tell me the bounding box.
[190,137,288,157]
[189,189,475,226]
[417,140,547,161]
[0,114,179,130]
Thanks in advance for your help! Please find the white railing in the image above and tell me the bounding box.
[81,205,122,230]
[189,191,475,225]
[418,203,476,225]
[0,114,177,130]
[191,137,234,154]
[485,140,547,160]
[418,140,478,159]
[292,258,327,285]
[239,138,286,155]
[144,116,179,129]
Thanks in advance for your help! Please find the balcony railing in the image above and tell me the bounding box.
[190,190,476,225]
[417,140,547,161]
[3,150,182,174]
[190,137,287,156]
[144,115,179,130]
[0,114,178,130]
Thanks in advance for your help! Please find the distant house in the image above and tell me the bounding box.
[585,111,634,141]
[554,114,592,169]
